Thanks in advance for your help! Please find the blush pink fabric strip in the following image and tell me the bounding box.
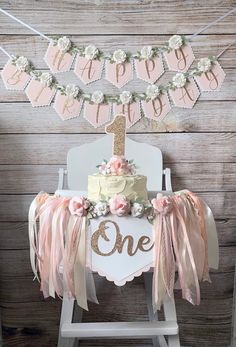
[152,191,209,311]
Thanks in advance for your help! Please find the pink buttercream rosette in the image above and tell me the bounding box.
[109,194,131,216]
[98,156,136,176]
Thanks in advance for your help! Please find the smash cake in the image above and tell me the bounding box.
[87,155,148,202]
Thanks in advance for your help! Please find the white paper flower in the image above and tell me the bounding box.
[140,46,153,60]
[172,73,186,88]
[197,57,212,73]
[65,84,79,98]
[15,56,29,72]
[113,49,127,64]
[94,201,109,216]
[146,84,160,100]
[84,45,98,60]
[131,202,145,218]
[168,35,183,50]
[119,91,132,104]
[57,36,71,53]
[91,90,104,104]
[40,72,53,87]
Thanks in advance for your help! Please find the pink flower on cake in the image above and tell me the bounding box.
[69,196,90,216]
[109,156,127,175]
[109,195,131,216]
[151,193,173,215]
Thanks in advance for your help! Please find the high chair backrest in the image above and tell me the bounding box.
[67,135,163,191]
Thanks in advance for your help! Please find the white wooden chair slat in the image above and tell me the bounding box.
[61,321,178,338]
[57,136,180,347]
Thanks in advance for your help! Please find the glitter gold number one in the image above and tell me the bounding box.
[106,114,126,156]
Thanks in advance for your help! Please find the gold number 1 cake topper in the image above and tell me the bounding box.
[105,114,126,156]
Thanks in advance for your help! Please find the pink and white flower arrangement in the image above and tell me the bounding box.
[68,196,90,217]
[97,156,136,176]
[151,193,173,215]
[109,195,131,216]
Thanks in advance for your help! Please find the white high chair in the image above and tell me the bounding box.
[56,135,181,347]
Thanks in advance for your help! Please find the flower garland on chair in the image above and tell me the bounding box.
[29,189,215,311]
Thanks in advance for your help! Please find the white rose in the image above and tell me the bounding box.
[84,45,98,60]
[131,203,145,218]
[120,91,132,104]
[65,84,79,98]
[197,57,212,72]
[113,49,126,64]
[172,73,186,88]
[91,90,104,104]
[146,84,160,100]
[15,56,29,72]
[57,36,71,53]
[168,35,183,50]
[40,72,53,87]
[94,201,109,216]
[140,46,153,60]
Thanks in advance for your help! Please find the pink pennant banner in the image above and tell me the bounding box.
[53,91,83,120]
[25,79,56,107]
[74,56,104,84]
[135,56,164,84]
[164,44,195,73]
[1,59,31,90]
[142,94,171,121]
[169,79,200,109]
[113,102,141,128]
[83,102,111,128]
[44,42,75,74]
[106,61,133,88]
[194,61,226,92]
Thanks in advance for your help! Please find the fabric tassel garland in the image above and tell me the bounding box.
[151,191,211,311]
[28,193,98,310]
[28,190,215,312]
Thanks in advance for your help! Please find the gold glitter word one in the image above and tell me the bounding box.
[106,114,126,156]
[91,219,153,257]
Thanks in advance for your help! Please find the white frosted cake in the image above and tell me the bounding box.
[87,155,148,202]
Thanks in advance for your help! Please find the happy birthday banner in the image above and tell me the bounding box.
[0,8,236,128]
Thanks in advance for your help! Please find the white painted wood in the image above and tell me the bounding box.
[164,168,172,192]
[144,272,168,347]
[58,168,66,190]
[163,297,181,347]
[67,135,163,191]
[58,297,76,347]
[61,321,179,338]
[231,262,236,347]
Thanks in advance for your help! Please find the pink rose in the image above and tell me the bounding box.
[68,196,90,216]
[151,193,173,215]
[109,156,128,175]
[109,194,130,216]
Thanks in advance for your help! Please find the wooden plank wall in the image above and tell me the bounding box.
[0,1,236,346]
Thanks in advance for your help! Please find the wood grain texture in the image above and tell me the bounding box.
[0,133,236,164]
[1,163,236,194]
[0,1,236,346]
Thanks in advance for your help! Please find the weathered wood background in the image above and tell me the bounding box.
[0,1,236,346]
